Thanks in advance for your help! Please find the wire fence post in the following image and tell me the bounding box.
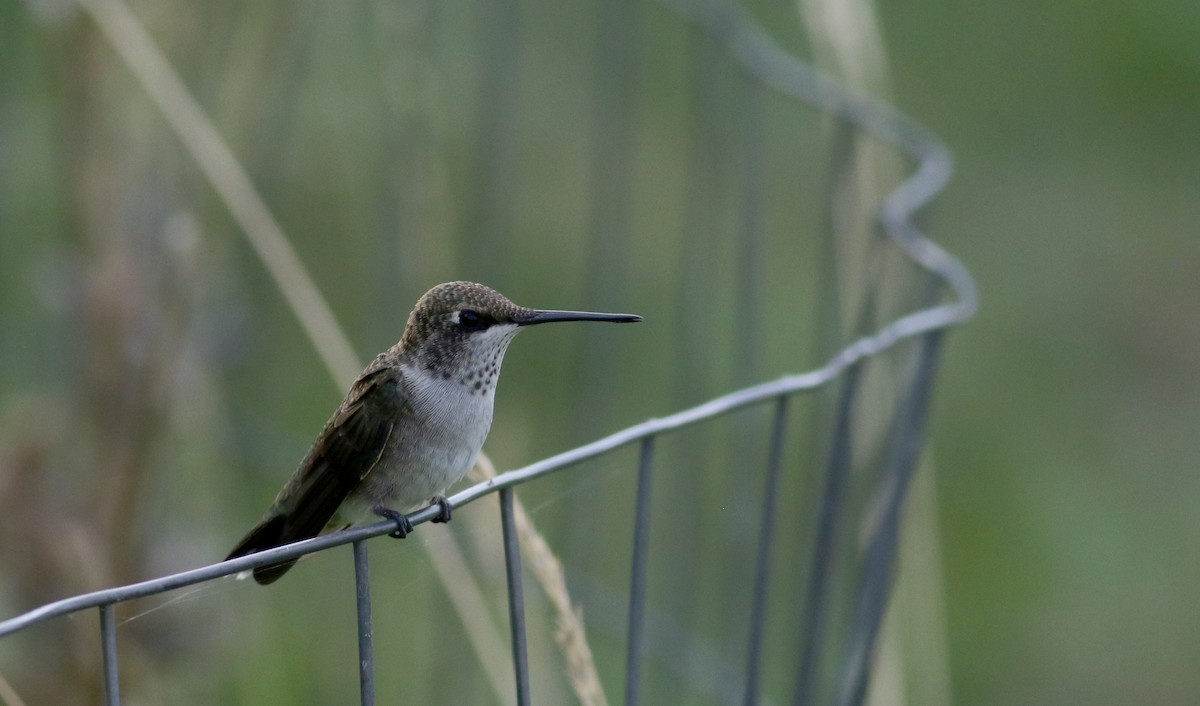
[499,487,531,706]
[354,540,375,706]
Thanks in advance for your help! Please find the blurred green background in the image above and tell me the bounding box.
[1,0,1198,704]
[887,1,1200,703]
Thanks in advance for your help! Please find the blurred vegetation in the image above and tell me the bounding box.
[881,0,1200,703]
[0,0,1197,704]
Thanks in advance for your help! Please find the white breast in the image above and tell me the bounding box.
[346,364,495,516]
[403,364,495,461]
[341,324,522,523]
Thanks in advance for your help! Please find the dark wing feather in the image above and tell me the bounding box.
[225,365,402,584]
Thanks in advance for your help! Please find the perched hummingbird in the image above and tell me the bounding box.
[226,281,640,584]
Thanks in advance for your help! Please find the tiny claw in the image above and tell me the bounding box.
[430,495,452,524]
[375,507,413,538]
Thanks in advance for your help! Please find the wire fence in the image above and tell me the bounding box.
[0,0,976,703]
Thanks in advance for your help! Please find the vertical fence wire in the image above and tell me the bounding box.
[623,437,656,706]
[353,540,375,706]
[743,396,790,705]
[499,487,531,706]
[838,332,943,705]
[795,360,865,705]
[99,603,119,706]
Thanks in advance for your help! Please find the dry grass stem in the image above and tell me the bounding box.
[796,2,950,703]
[0,671,30,706]
[75,0,360,387]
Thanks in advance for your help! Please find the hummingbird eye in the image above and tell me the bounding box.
[457,309,491,332]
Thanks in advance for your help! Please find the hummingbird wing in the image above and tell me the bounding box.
[226,364,404,584]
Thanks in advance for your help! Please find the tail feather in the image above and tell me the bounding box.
[225,515,303,585]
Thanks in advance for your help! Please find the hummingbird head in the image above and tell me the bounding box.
[400,281,640,395]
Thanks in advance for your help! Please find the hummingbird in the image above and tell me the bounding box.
[225,281,640,584]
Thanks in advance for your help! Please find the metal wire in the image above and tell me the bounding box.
[354,540,375,706]
[500,487,532,706]
[100,603,119,706]
[743,396,789,706]
[623,437,656,706]
[838,333,943,705]
[795,360,864,705]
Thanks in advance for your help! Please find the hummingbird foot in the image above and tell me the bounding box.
[374,506,414,539]
[429,495,453,524]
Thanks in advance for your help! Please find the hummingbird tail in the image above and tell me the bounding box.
[225,515,301,585]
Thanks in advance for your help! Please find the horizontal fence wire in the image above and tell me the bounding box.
[0,0,977,703]
[0,274,974,642]
[0,298,974,629]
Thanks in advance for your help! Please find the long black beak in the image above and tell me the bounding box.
[517,309,642,326]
